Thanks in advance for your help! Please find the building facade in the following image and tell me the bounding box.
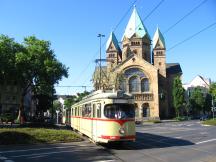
[0,81,36,120]
[183,75,211,99]
[93,7,182,120]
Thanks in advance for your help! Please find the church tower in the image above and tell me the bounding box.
[106,32,122,71]
[122,7,151,63]
[152,27,168,118]
[152,27,166,78]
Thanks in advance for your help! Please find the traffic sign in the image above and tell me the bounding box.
[211,107,216,112]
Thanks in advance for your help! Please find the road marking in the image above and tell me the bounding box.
[196,139,216,145]
[0,156,7,160]
[11,150,76,158]
[4,160,14,162]
[94,160,116,162]
[174,136,182,139]
[0,145,77,153]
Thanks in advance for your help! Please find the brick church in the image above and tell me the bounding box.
[93,7,182,120]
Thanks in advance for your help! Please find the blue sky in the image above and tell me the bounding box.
[1,0,216,95]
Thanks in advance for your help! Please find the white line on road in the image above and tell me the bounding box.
[0,145,77,154]
[196,139,216,145]
[11,150,76,158]
[4,160,14,162]
[94,160,116,162]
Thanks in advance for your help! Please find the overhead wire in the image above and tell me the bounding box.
[60,0,168,93]
[143,0,165,21]
[163,0,209,34]
[71,0,140,85]
[167,22,216,51]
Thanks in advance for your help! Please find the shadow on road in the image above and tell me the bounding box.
[102,132,194,150]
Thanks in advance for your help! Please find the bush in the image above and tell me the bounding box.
[0,113,15,123]
[174,116,190,121]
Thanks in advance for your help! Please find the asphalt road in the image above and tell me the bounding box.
[0,120,216,162]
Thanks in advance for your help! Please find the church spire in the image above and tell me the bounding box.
[122,6,150,40]
[153,27,166,49]
[106,31,121,52]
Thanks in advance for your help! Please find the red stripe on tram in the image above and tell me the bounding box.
[100,135,135,140]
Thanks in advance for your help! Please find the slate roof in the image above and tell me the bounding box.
[166,63,182,75]
[153,27,166,49]
[122,7,150,40]
[106,32,121,52]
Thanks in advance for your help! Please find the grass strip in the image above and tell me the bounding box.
[0,128,82,145]
[202,119,216,126]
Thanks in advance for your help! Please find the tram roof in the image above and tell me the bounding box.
[72,90,133,107]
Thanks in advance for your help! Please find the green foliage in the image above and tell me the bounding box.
[0,35,69,123]
[0,113,15,122]
[64,95,77,109]
[205,93,212,112]
[174,116,190,121]
[76,91,90,102]
[64,91,90,109]
[172,76,185,117]
[189,87,205,114]
[53,100,62,112]
[0,128,82,145]
[202,119,216,126]
[210,82,216,104]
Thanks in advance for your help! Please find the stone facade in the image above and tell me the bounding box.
[93,7,182,120]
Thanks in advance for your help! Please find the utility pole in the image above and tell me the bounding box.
[212,94,215,120]
[97,34,105,90]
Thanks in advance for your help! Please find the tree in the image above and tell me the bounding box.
[53,100,62,112]
[172,76,185,117]
[210,82,216,104]
[0,35,68,123]
[64,95,77,109]
[63,91,90,110]
[204,93,212,113]
[15,36,68,123]
[189,87,205,114]
[0,35,24,83]
[34,94,52,118]
[76,91,90,102]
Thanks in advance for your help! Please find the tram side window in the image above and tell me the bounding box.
[97,103,101,118]
[82,104,91,117]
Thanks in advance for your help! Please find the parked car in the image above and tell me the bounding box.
[200,114,209,121]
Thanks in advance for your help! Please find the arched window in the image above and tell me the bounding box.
[129,76,139,93]
[141,78,149,92]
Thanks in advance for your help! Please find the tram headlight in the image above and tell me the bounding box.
[119,127,125,134]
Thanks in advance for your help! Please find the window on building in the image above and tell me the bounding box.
[133,50,137,54]
[141,78,149,92]
[129,76,139,93]
[142,103,150,117]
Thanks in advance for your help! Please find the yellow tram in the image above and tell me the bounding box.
[63,90,136,143]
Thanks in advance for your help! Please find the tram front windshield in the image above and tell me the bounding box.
[104,104,135,119]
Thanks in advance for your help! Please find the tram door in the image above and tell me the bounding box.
[78,106,81,131]
[92,103,97,140]
[92,103,101,141]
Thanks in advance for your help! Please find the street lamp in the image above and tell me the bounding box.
[56,110,60,124]
[97,34,105,90]
[211,94,215,120]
